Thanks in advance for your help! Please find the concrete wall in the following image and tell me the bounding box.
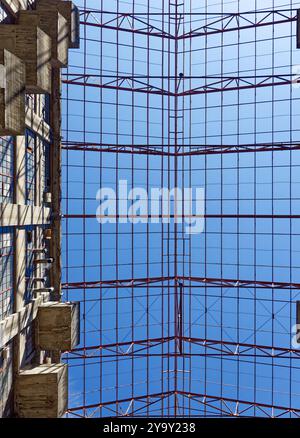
[0,1,54,417]
[0,0,79,417]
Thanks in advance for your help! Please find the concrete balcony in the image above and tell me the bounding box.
[0,48,25,135]
[18,9,69,67]
[36,301,80,351]
[36,0,80,49]
[15,363,68,418]
[0,23,52,93]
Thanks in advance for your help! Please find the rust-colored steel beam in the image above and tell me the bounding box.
[63,214,300,219]
[62,74,173,96]
[79,9,297,40]
[62,74,296,96]
[62,141,300,156]
[80,9,175,39]
[62,141,173,156]
[65,336,176,358]
[178,392,300,417]
[179,276,300,290]
[179,142,300,155]
[178,74,294,96]
[62,275,300,291]
[62,276,174,290]
[64,335,300,360]
[67,390,300,417]
[180,10,297,39]
[67,391,174,415]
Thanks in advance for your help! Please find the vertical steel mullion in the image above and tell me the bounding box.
[188,0,193,417]
[271,0,275,411]
[161,0,165,416]
[174,1,179,417]
[146,0,150,417]
[220,0,224,415]
[99,0,104,417]
[167,0,171,417]
[254,0,258,417]
[289,0,293,416]
[131,0,135,417]
[115,0,120,413]
[204,0,208,417]
[83,0,87,415]
[237,0,241,408]
[180,0,186,414]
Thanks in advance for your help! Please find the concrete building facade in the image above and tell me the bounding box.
[0,0,80,417]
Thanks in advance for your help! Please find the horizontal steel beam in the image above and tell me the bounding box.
[67,391,173,414]
[179,74,294,96]
[64,335,300,360]
[62,276,300,291]
[180,142,300,155]
[62,141,172,156]
[62,141,300,156]
[179,276,300,290]
[62,74,296,96]
[62,74,173,96]
[67,390,300,417]
[78,9,297,40]
[62,276,174,290]
[80,10,174,39]
[180,10,297,39]
[178,391,300,417]
[63,214,300,219]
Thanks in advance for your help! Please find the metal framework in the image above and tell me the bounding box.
[62,0,300,418]
[0,229,14,321]
[0,137,14,203]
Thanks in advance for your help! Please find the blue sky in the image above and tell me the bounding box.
[61,0,300,417]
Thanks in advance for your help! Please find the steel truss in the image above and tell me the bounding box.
[65,336,300,360]
[62,275,300,290]
[62,141,171,155]
[67,391,300,418]
[79,8,297,39]
[64,213,300,219]
[63,0,300,418]
[62,141,300,156]
[79,9,175,39]
[180,9,297,38]
[62,73,296,96]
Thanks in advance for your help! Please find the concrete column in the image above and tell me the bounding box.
[50,68,62,302]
